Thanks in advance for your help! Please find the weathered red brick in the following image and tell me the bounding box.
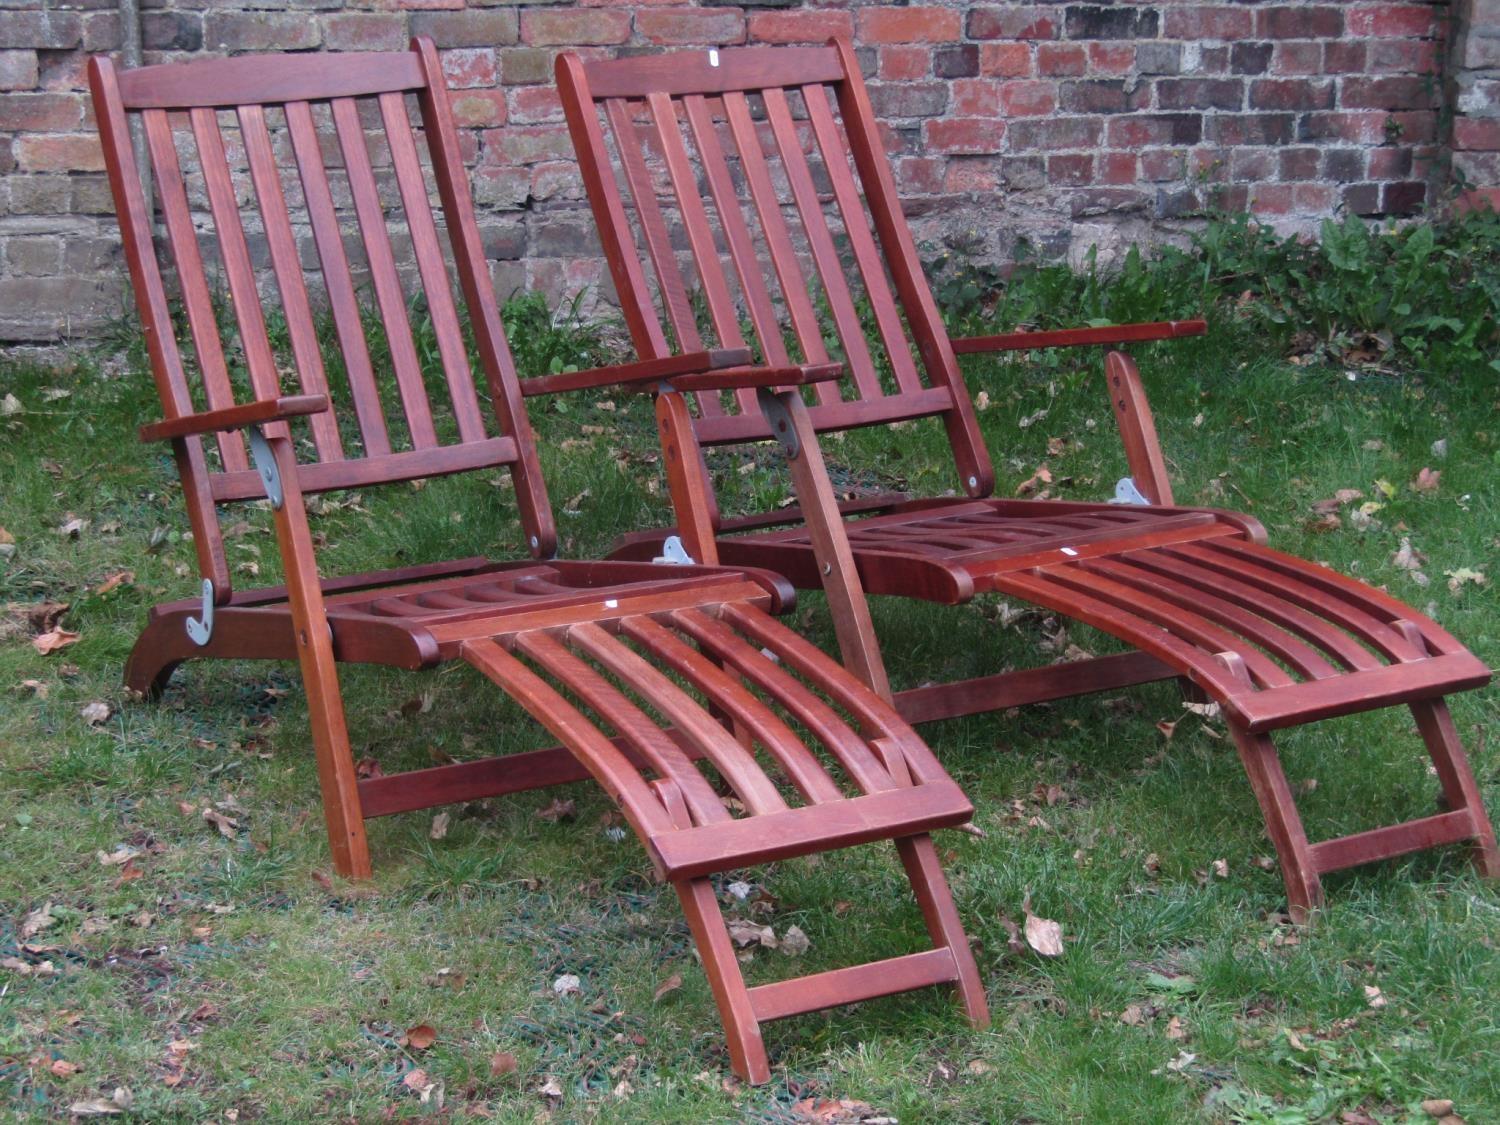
[1162,7,1252,40]
[1008,117,1103,151]
[411,11,519,49]
[1036,44,1086,77]
[1341,77,1436,111]
[878,46,931,82]
[1322,41,1367,74]
[966,7,1058,41]
[858,8,962,45]
[1248,78,1334,111]
[746,10,852,45]
[1099,151,1136,185]
[636,9,745,47]
[486,125,574,166]
[923,118,1005,155]
[1454,117,1500,152]
[1000,80,1057,118]
[896,155,945,195]
[1087,43,1135,76]
[1157,78,1244,111]
[1279,147,1321,179]
[15,132,103,173]
[0,93,85,132]
[980,43,1031,77]
[203,12,320,52]
[943,158,1001,194]
[441,48,498,90]
[448,89,509,129]
[1048,153,1092,186]
[322,14,408,53]
[1271,41,1322,76]
[1346,4,1438,38]
[0,50,38,91]
[1257,6,1343,39]
[951,79,999,117]
[521,10,630,47]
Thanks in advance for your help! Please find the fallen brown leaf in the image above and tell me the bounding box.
[32,628,80,655]
[404,1024,436,1050]
[1023,906,1064,957]
[536,797,576,823]
[1412,467,1441,493]
[490,1051,519,1078]
[653,973,683,1002]
[202,808,238,838]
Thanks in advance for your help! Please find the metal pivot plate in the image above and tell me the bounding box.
[1110,476,1151,506]
[755,388,800,458]
[186,578,215,646]
[246,424,284,510]
[653,535,695,565]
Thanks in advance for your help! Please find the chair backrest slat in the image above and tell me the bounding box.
[720,91,830,372]
[681,93,789,373]
[605,97,704,354]
[284,100,392,457]
[140,107,249,474]
[801,83,923,397]
[560,42,993,494]
[89,41,557,600]
[239,103,345,462]
[190,107,283,413]
[330,95,439,449]
[761,87,880,401]
[379,91,488,445]
[647,92,746,355]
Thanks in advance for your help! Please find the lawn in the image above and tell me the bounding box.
[2,295,1497,1122]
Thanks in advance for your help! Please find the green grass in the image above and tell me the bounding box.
[2,320,1498,1123]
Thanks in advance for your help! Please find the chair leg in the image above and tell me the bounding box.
[1230,723,1323,923]
[1411,699,1500,879]
[896,834,990,1028]
[675,877,771,1085]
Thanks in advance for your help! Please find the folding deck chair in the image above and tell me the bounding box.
[556,41,1499,922]
[88,41,988,1081]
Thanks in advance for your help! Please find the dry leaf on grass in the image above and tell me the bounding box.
[536,797,576,823]
[1022,896,1065,957]
[490,1051,518,1078]
[80,701,111,726]
[429,812,449,841]
[68,1089,132,1116]
[1363,984,1387,1009]
[1412,467,1441,493]
[781,925,811,956]
[404,1024,436,1050]
[202,808,238,838]
[551,973,581,997]
[653,973,683,1002]
[32,628,79,655]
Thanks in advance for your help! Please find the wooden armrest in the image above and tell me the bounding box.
[950,318,1208,355]
[138,394,329,443]
[665,361,844,393]
[519,348,753,397]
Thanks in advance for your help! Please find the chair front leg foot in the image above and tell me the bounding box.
[1230,724,1324,924]
[1410,699,1500,881]
[675,877,771,1084]
[896,834,990,1028]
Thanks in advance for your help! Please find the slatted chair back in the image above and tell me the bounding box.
[558,41,993,498]
[89,40,554,600]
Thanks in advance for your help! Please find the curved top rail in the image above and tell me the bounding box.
[577,44,844,100]
[117,50,426,110]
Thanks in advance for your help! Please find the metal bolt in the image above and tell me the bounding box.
[968,475,978,488]
[530,536,539,549]
[822,562,832,575]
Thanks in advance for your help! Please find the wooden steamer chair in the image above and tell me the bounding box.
[556,41,1498,922]
[88,41,989,1082]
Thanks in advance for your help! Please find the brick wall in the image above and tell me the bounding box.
[0,0,1482,342]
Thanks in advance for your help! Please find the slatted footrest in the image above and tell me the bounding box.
[748,947,960,1023]
[991,536,1491,732]
[458,596,970,878]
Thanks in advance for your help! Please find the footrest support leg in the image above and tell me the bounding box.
[897,834,991,1028]
[675,877,770,1085]
[1231,723,1323,923]
[1411,698,1500,879]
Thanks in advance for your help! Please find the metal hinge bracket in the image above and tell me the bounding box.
[756,388,800,459]
[247,424,283,510]
[186,578,215,647]
[653,535,696,565]
[1109,476,1151,506]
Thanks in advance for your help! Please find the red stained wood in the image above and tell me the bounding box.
[140,395,328,444]
[563,41,1498,922]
